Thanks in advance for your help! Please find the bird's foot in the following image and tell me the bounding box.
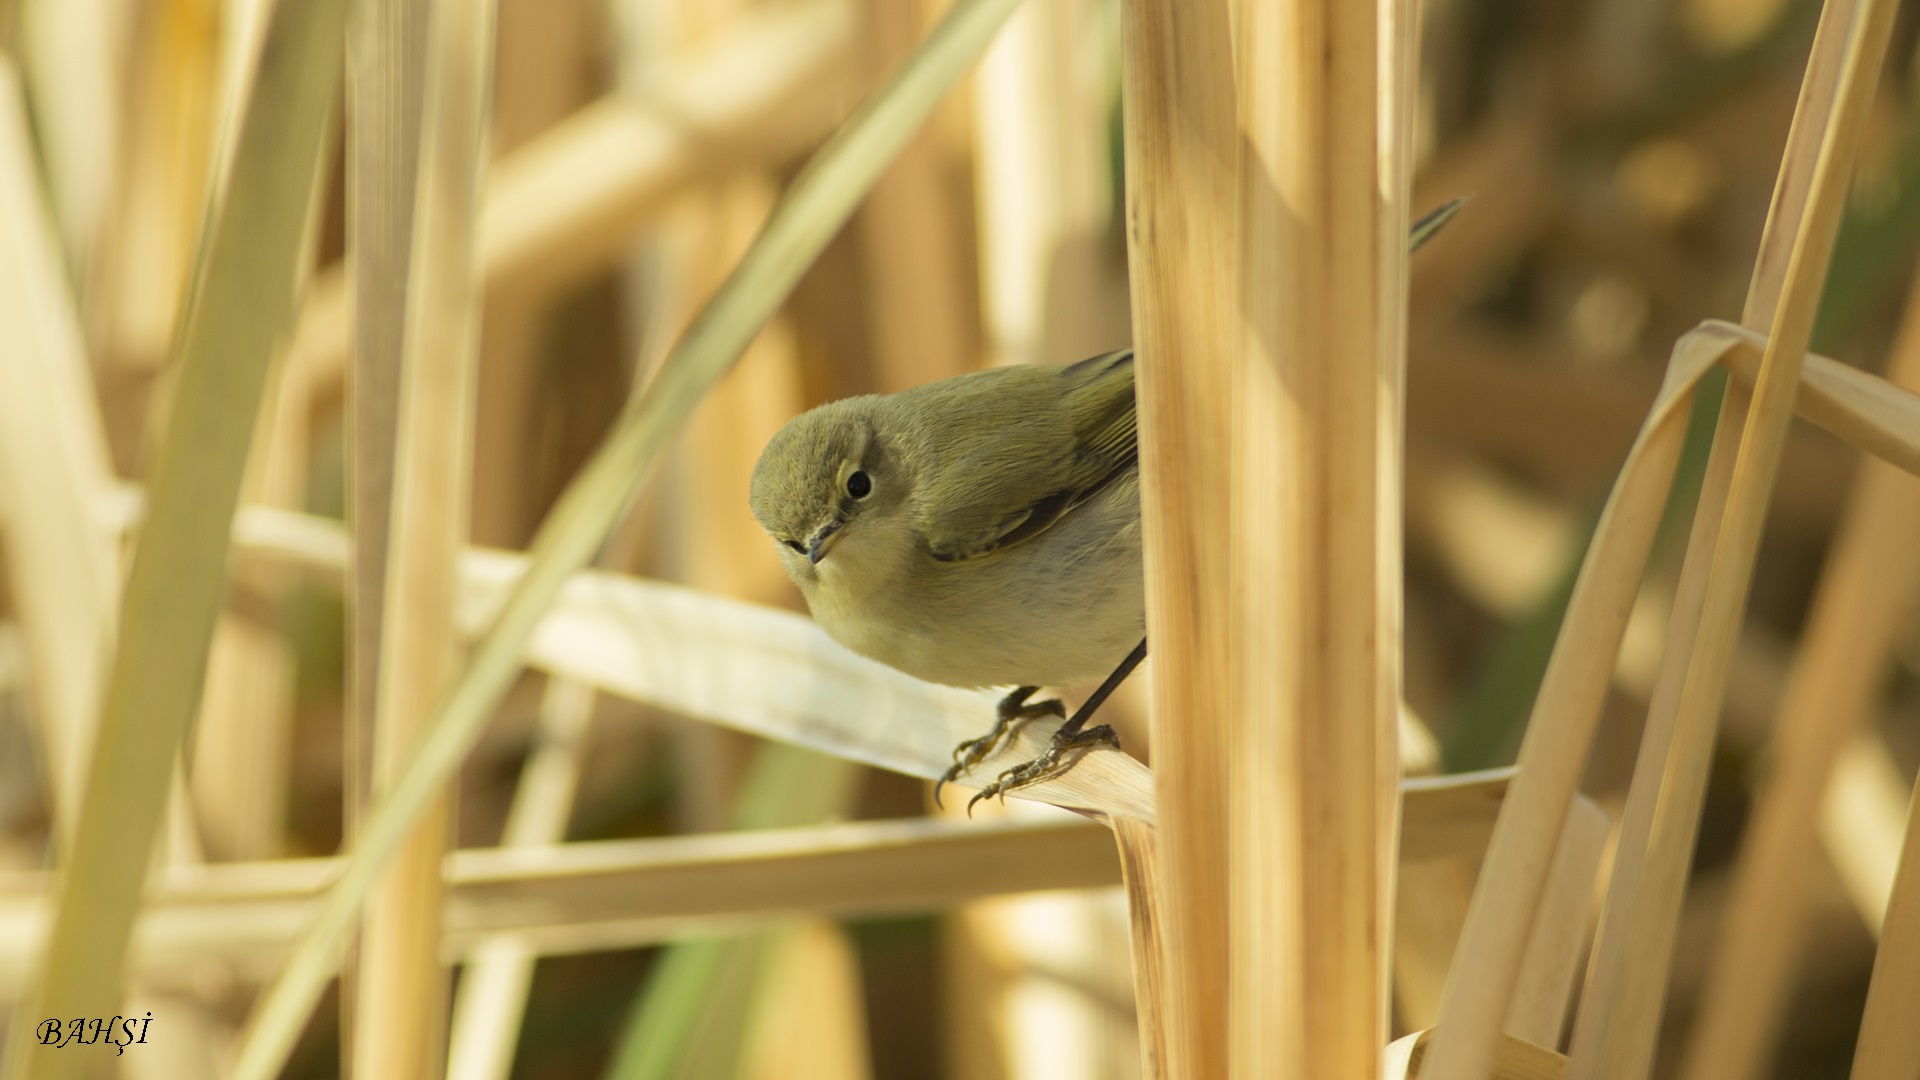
[934,687,1065,808]
[966,723,1122,815]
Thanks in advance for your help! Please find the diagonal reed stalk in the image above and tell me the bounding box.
[0,0,347,1077]
[223,1,1026,1075]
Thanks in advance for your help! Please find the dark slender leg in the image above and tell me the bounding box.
[967,638,1148,813]
[934,686,1064,808]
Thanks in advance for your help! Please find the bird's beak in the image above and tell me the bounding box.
[807,523,842,565]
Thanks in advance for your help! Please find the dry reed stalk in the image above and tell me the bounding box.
[0,817,1125,987]
[1680,262,1920,1080]
[0,61,122,840]
[1849,754,1920,1076]
[342,0,430,833]
[1565,0,1898,1072]
[339,0,430,1066]
[351,0,496,1075]
[223,3,1026,1074]
[0,0,345,1076]
[442,679,594,1080]
[1115,0,1239,1072]
[1233,0,1404,1071]
[287,0,860,397]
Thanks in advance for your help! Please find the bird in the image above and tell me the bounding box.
[748,348,1146,809]
[748,199,1464,809]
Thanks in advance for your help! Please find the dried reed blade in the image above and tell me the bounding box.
[1680,265,1920,1080]
[0,61,122,839]
[288,0,861,395]
[0,0,345,1076]
[1395,796,1607,1047]
[224,2,1026,1075]
[1419,330,1724,1080]
[1712,323,1920,478]
[1116,0,1238,1071]
[222,508,1547,846]
[1505,799,1609,1049]
[1386,1030,1565,1080]
[352,0,496,1074]
[1112,817,1168,1078]
[1234,0,1406,1070]
[1565,0,1899,1072]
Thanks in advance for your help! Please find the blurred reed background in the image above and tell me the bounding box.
[0,0,1916,1076]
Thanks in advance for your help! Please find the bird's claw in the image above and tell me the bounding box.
[965,724,1122,815]
[934,690,1064,808]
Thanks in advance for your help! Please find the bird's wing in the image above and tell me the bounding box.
[917,350,1137,563]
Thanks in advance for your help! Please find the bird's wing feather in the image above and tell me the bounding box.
[915,350,1137,562]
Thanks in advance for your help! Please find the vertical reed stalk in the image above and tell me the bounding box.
[341,0,430,1066]
[352,0,495,1076]
[1565,0,1897,1074]
[1116,0,1238,1073]
[343,0,429,843]
[443,680,594,1080]
[1234,0,1400,1073]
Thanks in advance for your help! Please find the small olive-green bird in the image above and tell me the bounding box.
[749,200,1463,806]
[749,349,1143,805]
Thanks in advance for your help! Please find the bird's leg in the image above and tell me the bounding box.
[934,686,1065,807]
[968,638,1147,813]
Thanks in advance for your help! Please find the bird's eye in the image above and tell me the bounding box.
[846,469,872,499]
[783,539,805,554]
